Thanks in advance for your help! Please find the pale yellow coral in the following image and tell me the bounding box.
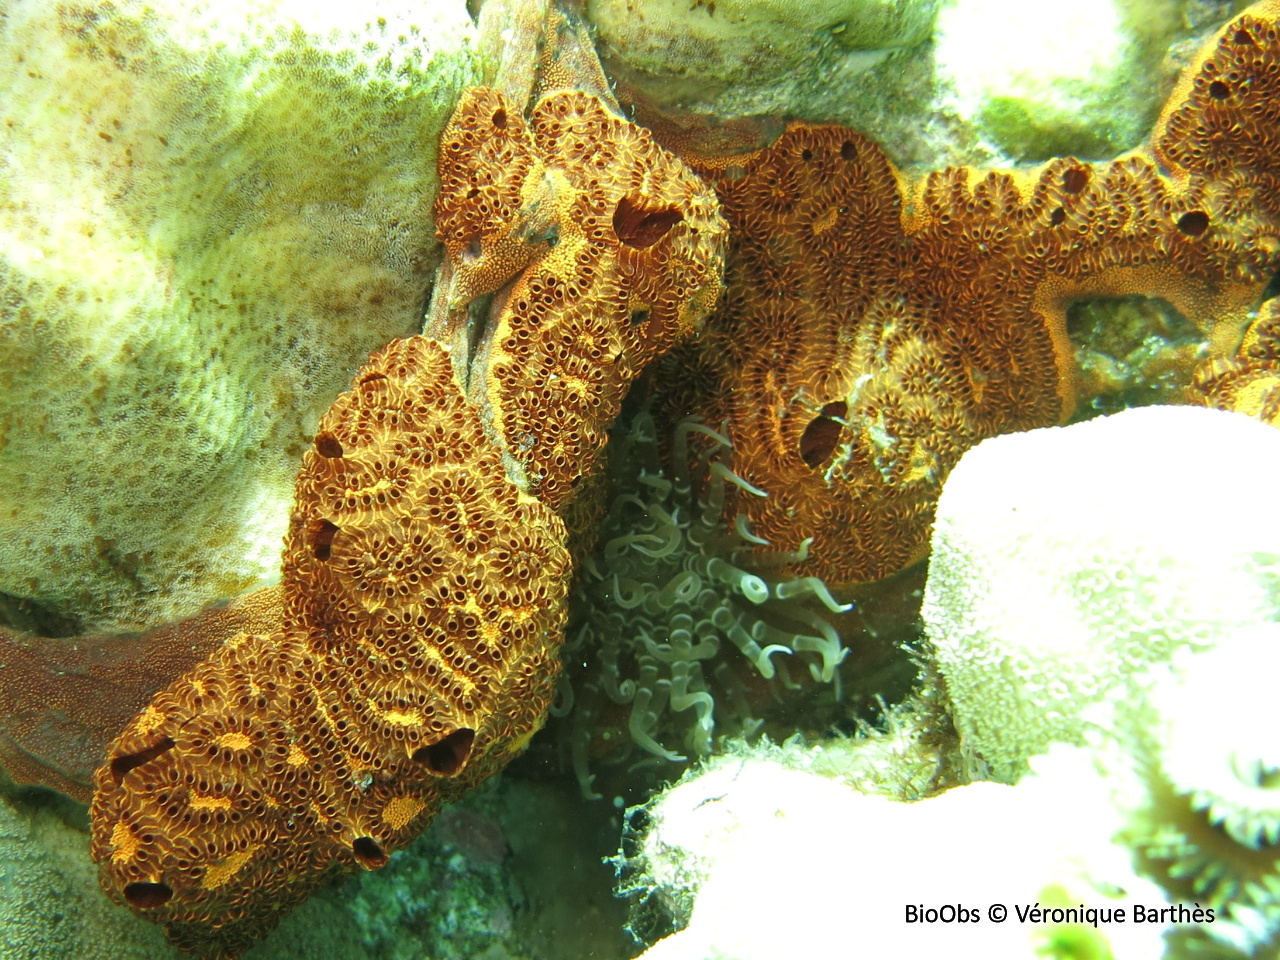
[0,0,481,632]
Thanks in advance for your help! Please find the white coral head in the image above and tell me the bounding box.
[1149,624,1280,849]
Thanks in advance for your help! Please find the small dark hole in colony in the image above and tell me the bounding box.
[466,187,480,200]
[799,401,848,468]
[110,737,176,784]
[1234,29,1253,45]
[352,836,389,869]
[1177,210,1210,237]
[630,309,650,326]
[359,372,387,386]
[1049,207,1066,226]
[124,882,173,909]
[1208,80,1230,100]
[315,432,344,458]
[1062,167,1088,194]
[412,728,476,776]
[313,520,339,561]
[801,148,814,162]
[840,141,856,161]
[613,196,684,250]
[492,107,507,129]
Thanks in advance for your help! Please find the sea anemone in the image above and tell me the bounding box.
[556,410,849,797]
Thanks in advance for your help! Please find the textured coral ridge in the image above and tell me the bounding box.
[90,338,570,957]
[662,2,1280,585]
[433,83,728,512]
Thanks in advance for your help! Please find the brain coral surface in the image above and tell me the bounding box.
[0,0,480,632]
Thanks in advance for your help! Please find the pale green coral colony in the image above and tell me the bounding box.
[0,0,481,632]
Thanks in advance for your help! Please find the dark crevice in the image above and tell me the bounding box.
[312,521,339,561]
[412,728,475,776]
[124,881,173,909]
[352,836,389,869]
[1177,210,1210,237]
[314,432,344,459]
[799,402,848,469]
[110,737,176,785]
[613,196,684,250]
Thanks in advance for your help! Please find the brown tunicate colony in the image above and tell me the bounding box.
[90,338,571,957]
[432,85,727,512]
[656,5,1280,586]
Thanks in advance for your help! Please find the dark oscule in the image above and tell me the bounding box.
[352,836,389,870]
[1176,210,1210,237]
[799,401,848,468]
[311,520,339,561]
[613,196,684,250]
[314,432,344,458]
[124,881,174,909]
[412,727,476,776]
[109,736,176,785]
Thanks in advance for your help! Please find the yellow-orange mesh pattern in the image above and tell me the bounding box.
[657,4,1280,586]
[90,338,569,957]
[1190,297,1280,426]
[435,86,727,512]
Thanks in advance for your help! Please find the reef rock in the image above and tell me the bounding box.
[931,0,1249,161]
[0,0,480,633]
[585,0,940,135]
[0,789,181,960]
[923,404,1280,782]
[589,0,1248,169]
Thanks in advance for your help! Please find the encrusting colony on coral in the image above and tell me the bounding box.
[84,1,728,955]
[91,337,572,957]
[429,81,726,510]
[559,410,848,794]
[655,3,1280,587]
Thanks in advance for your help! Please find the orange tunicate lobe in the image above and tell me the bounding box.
[657,6,1280,586]
[90,338,571,957]
[86,53,727,953]
[432,85,727,512]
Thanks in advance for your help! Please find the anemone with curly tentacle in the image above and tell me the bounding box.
[557,411,850,797]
